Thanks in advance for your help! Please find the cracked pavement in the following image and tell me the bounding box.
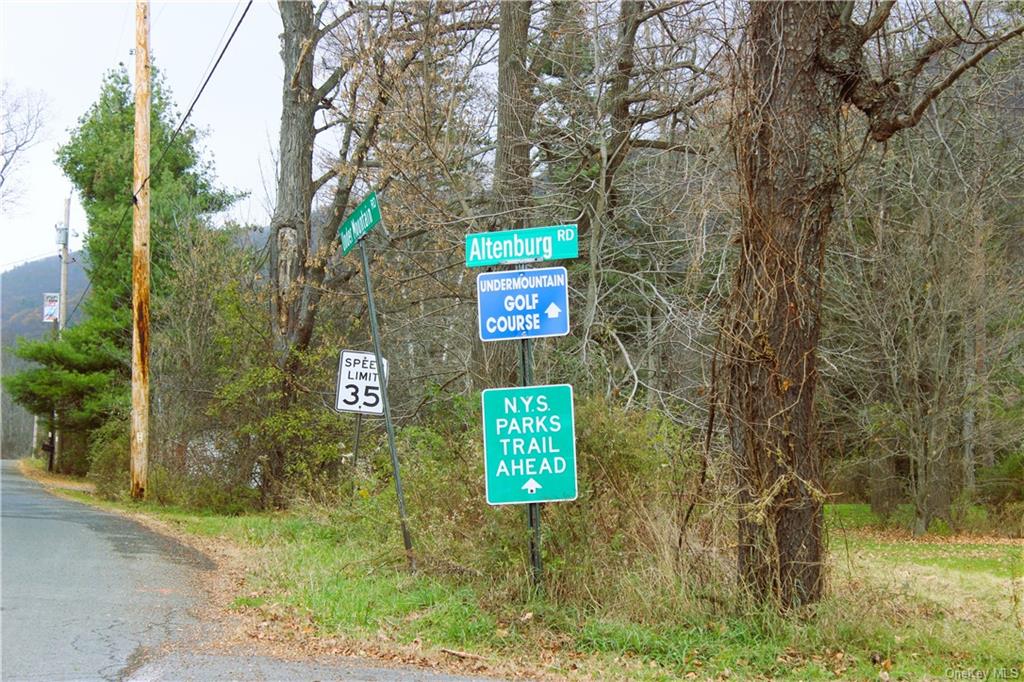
[1,459,208,681]
[1,461,499,681]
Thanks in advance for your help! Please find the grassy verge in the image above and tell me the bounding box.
[25,464,1022,681]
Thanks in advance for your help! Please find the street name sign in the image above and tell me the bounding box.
[335,350,389,415]
[465,225,578,268]
[339,192,382,255]
[482,384,577,505]
[477,267,569,342]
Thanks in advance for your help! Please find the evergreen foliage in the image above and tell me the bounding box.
[3,66,232,475]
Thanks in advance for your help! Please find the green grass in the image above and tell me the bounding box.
[827,502,998,536]
[826,502,883,530]
[49,482,1024,680]
[841,535,1023,579]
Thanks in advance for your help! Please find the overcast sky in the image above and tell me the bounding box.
[1,0,283,272]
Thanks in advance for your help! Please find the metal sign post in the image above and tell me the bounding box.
[351,414,362,496]
[339,192,415,570]
[520,338,542,587]
[359,241,415,570]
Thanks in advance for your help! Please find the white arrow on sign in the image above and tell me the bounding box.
[521,478,543,494]
[545,302,561,319]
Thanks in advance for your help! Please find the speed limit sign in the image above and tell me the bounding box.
[335,350,389,415]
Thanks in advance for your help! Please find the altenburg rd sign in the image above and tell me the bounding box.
[482,384,577,505]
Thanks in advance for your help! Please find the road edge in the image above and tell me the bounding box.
[12,457,548,681]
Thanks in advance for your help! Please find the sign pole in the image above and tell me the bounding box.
[351,414,362,496]
[48,317,58,471]
[519,336,543,588]
[359,241,416,571]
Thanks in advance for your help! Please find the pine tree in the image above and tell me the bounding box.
[4,66,232,475]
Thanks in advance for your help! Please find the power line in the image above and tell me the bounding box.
[149,0,253,183]
[1,250,59,271]
[67,283,90,321]
[188,0,244,110]
[68,0,254,322]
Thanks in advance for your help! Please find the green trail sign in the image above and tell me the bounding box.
[339,192,382,255]
[481,384,577,505]
[465,225,578,268]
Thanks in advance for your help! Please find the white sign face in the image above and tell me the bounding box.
[335,350,389,415]
[43,293,59,322]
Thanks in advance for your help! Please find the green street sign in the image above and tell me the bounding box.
[481,384,577,505]
[339,192,382,255]
[466,225,578,268]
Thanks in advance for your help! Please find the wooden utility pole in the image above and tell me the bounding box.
[59,198,69,330]
[130,0,151,500]
[54,197,70,470]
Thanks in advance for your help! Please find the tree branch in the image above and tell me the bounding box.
[861,1,895,40]
[630,139,707,155]
[839,1,855,27]
[896,22,1024,132]
[901,33,962,83]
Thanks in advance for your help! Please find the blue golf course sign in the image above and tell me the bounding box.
[477,267,569,342]
[482,384,577,505]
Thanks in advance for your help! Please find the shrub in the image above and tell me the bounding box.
[353,393,720,620]
[971,452,1024,537]
[87,418,130,499]
[978,451,1024,507]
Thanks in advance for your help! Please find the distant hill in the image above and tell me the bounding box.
[2,253,88,345]
[1,253,87,457]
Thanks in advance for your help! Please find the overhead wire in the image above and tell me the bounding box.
[1,251,61,271]
[68,0,254,321]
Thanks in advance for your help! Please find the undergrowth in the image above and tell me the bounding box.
[38,395,1024,679]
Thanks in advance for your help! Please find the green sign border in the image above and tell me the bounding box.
[481,383,578,506]
[465,225,579,268]
[339,192,382,255]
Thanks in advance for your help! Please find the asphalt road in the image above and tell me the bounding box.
[1,461,499,681]
[1,459,209,681]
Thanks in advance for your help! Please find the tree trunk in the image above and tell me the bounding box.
[962,209,989,483]
[725,2,842,608]
[271,0,315,355]
[493,0,534,225]
[722,0,1022,605]
[265,0,317,508]
[472,0,535,389]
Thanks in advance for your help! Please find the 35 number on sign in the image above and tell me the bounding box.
[339,383,380,409]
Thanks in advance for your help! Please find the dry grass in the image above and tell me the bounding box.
[17,457,96,493]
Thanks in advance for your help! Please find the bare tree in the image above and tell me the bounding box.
[265,0,494,505]
[0,82,47,211]
[823,62,1024,534]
